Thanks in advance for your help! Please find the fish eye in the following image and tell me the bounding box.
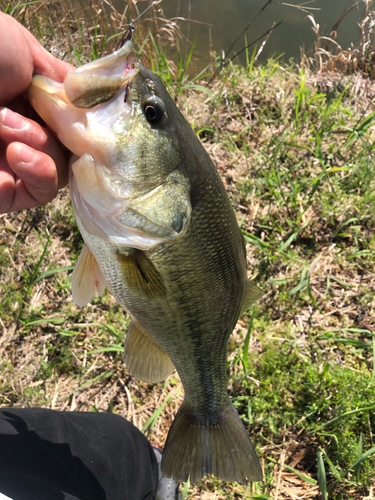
[142,96,166,126]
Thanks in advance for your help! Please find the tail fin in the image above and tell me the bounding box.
[161,402,262,483]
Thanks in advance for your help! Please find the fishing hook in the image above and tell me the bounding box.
[117,23,135,50]
[116,0,161,50]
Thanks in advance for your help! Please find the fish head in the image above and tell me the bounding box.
[26,41,190,249]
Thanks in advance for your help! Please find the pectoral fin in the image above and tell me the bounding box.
[71,244,106,307]
[240,279,263,315]
[117,249,166,299]
[124,322,175,383]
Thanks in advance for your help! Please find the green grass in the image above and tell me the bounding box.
[177,52,375,498]
[1,2,375,499]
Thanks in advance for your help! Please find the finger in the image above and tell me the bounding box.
[0,173,41,214]
[0,13,74,104]
[0,107,69,189]
[0,160,17,213]
[0,156,42,214]
[6,143,59,208]
[29,31,75,82]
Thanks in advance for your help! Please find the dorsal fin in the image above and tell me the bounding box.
[71,244,106,307]
[117,250,166,299]
[124,322,175,383]
[240,279,263,315]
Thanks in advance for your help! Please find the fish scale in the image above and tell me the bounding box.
[26,39,264,484]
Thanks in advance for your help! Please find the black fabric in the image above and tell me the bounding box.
[0,408,158,500]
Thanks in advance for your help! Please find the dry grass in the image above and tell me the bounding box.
[7,0,186,73]
[301,0,375,79]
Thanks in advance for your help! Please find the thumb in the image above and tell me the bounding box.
[0,13,74,105]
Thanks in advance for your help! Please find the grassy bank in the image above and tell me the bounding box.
[1,1,375,499]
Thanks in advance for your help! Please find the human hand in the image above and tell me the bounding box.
[0,12,75,214]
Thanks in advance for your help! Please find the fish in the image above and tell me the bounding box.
[26,40,263,483]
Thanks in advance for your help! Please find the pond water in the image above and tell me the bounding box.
[113,0,371,71]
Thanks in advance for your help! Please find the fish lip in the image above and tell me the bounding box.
[25,40,140,161]
[74,40,139,77]
[27,40,140,106]
[65,41,140,109]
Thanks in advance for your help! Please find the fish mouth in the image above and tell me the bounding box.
[26,40,140,158]
[63,41,140,109]
[30,39,139,106]
[26,39,140,199]
[27,42,166,250]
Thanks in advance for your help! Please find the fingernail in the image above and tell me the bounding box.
[16,144,38,164]
[0,108,26,130]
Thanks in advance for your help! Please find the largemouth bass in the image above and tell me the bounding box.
[26,40,263,483]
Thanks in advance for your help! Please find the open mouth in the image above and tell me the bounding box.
[27,40,139,114]
[64,40,140,109]
[26,39,140,160]
[27,39,151,247]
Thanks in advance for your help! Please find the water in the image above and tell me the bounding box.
[115,0,370,71]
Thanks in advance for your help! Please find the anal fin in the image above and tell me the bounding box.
[124,322,174,383]
[71,243,106,307]
[240,279,264,315]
